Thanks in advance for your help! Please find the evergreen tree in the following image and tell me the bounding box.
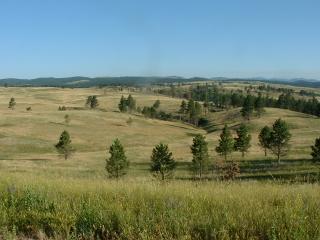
[8,97,16,110]
[241,95,254,120]
[86,95,99,109]
[118,96,127,112]
[55,130,74,160]
[234,124,251,157]
[106,139,129,178]
[187,100,202,125]
[90,96,99,109]
[258,126,272,156]
[179,100,187,114]
[127,94,136,112]
[150,143,176,180]
[153,100,161,109]
[311,137,320,163]
[203,101,209,115]
[255,93,265,117]
[187,99,195,116]
[194,102,202,117]
[85,96,93,108]
[216,125,234,161]
[190,134,209,179]
[270,119,291,163]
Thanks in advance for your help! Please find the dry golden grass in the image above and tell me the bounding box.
[0,87,204,178]
[0,86,318,179]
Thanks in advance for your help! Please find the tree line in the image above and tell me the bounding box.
[53,117,320,181]
[158,84,320,117]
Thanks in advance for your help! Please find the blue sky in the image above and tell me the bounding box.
[0,0,319,79]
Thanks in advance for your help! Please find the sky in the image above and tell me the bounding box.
[0,0,319,79]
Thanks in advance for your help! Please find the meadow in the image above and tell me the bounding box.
[0,86,318,179]
[0,174,320,239]
[0,86,319,239]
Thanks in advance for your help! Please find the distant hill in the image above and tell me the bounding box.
[0,76,319,88]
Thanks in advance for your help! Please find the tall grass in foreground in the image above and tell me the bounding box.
[0,174,319,239]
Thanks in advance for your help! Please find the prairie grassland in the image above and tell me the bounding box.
[0,87,319,179]
[0,87,319,239]
[0,87,203,178]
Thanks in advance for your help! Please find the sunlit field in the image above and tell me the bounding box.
[0,87,318,179]
[0,174,319,239]
[0,86,319,239]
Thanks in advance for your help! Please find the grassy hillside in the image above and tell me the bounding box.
[0,87,203,178]
[0,87,319,238]
[205,107,320,159]
[0,87,319,180]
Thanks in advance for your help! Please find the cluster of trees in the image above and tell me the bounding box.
[241,94,264,120]
[215,124,251,161]
[159,84,320,117]
[140,100,173,120]
[179,99,203,125]
[299,89,318,97]
[118,95,136,112]
[258,119,291,163]
[257,85,294,94]
[275,93,320,116]
[86,95,99,109]
[58,106,67,111]
[140,100,160,117]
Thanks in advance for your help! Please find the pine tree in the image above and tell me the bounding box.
[258,126,272,156]
[187,100,202,125]
[179,100,187,114]
[86,96,99,109]
[118,96,127,112]
[234,124,251,157]
[187,99,195,123]
[194,102,202,118]
[90,96,99,109]
[203,101,209,115]
[190,134,209,179]
[85,96,93,108]
[255,93,265,117]
[311,137,320,162]
[127,94,136,112]
[55,130,74,160]
[150,143,176,180]
[8,97,16,110]
[270,119,291,163]
[216,125,234,161]
[241,95,254,120]
[153,100,160,109]
[106,139,129,178]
